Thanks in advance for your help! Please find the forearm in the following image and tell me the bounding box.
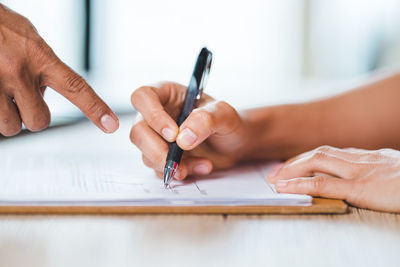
[241,72,400,160]
[240,104,319,160]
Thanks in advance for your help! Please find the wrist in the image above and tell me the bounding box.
[235,106,276,162]
[238,103,321,161]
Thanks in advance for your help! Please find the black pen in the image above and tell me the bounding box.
[163,47,213,188]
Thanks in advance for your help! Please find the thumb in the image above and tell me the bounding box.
[176,100,242,150]
[42,61,119,133]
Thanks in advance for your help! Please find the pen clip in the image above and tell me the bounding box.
[197,52,212,99]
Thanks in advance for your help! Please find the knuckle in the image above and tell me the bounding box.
[1,119,22,137]
[216,100,235,114]
[367,151,385,161]
[28,36,45,49]
[129,126,140,145]
[147,109,164,128]
[83,99,106,118]
[310,176,326,191]
[158,81,185,96]
[195,110,214,129]
[7,61,24,77]
[18,15,38,33]
[84,101,98,115]
[310,150,328,161]
[358,152,384,164]
[28,37,57,63]
[316,145,334,153]
[131,86,150,108]
[129,120,146,145]
[141,155,153,168]
[64,73,88,95]
[29,114,51,132]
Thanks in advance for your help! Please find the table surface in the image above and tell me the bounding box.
[0,114,399,267]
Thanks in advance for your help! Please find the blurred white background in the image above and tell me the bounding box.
[2,0,400,117]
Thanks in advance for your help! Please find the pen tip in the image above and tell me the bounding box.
[163,169,173,188]
[163,160,178,189]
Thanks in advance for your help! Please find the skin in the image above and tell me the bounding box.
[0,4,119,136]
[130,74,400,213]
[130,82,248,179]
[267,146,400,213]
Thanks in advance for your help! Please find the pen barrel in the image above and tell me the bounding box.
[164,48,212,171]
[166,142,183,164]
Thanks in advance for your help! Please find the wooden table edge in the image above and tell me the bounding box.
[0,198,348,215]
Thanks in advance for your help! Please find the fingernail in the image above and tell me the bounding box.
[268,163,284,179]
[193,164,211,175]
[162,128,175,141]
[276,180,288,188]
[177,128,198,148]
[101,114,119,133]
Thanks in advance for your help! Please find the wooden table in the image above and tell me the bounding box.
[0,114,399,267]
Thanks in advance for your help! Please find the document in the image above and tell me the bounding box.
[0,153,311,206]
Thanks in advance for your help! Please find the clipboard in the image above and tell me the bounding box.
[0,198,347,215]
[0,150,348,215]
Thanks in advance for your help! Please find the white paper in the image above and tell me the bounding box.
[0,153,311,206]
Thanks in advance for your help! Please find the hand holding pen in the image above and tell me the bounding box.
[130,52,250,183]
[163,48,213,187]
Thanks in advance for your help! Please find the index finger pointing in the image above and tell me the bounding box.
[42,61,119,133]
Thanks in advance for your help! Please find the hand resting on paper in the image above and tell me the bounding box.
[267,146,400,213]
